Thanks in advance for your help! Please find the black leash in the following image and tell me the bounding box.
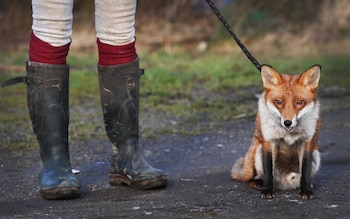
[205,0,261,71]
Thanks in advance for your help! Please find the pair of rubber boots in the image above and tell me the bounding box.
[24,59,166,199]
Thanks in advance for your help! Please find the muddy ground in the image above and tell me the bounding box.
[0,94,349,219]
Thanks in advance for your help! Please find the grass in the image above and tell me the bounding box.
[1,49,350,151]
[139,51,350,120]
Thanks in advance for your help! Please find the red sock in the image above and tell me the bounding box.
[29,32,70,65]
[97,39,137,66]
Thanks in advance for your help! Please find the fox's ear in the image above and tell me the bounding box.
[261,64,282,89]
[298,65,321,89]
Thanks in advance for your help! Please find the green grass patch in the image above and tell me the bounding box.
[1,49,350,150]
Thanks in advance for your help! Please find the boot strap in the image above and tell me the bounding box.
[1,76,27,88]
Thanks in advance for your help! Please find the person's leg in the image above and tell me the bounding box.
[31,0,73,64]
[95,0,167,189]
[95,0,137,65]
[28,0,79,199]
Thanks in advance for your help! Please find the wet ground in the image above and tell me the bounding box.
[0,95,349,218]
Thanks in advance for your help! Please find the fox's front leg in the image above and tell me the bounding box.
[299,151,314,199]
[261,150,275,199]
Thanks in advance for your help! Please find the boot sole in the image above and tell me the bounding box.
[40,187,80,200]
[109,174,167,190]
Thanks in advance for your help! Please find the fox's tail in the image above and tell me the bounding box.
[231,157,246,180]
[231,145,257,182]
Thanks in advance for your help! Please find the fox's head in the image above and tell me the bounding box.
[260,65,321,132]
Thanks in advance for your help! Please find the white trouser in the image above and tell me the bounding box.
[31,0,136,47]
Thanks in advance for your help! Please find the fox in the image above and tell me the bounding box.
[231,64,321,200]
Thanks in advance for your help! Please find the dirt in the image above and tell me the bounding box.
[0,94,349,218]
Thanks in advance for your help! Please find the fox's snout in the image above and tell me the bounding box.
[281,117,297,132]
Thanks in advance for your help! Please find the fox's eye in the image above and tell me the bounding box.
[275,100,283,105]
[296,100,304,105]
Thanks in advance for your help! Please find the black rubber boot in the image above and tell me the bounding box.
[98,58,167,190]
[26,61,80,199]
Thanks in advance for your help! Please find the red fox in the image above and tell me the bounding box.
[231,65,321,199]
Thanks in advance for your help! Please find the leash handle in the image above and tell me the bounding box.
[205,0,261,71]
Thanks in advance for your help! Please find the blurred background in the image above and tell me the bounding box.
[1,0,349,55]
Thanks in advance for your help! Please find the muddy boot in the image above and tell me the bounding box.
[98,58,167,190]
[26,61,80,199]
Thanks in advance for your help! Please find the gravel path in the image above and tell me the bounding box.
[0,95,349,218]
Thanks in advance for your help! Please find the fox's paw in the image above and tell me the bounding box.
[260,189,275,199]
[298,190,314,200]
[249,179,263,190]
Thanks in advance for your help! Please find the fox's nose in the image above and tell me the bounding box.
[284,120,293,127]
